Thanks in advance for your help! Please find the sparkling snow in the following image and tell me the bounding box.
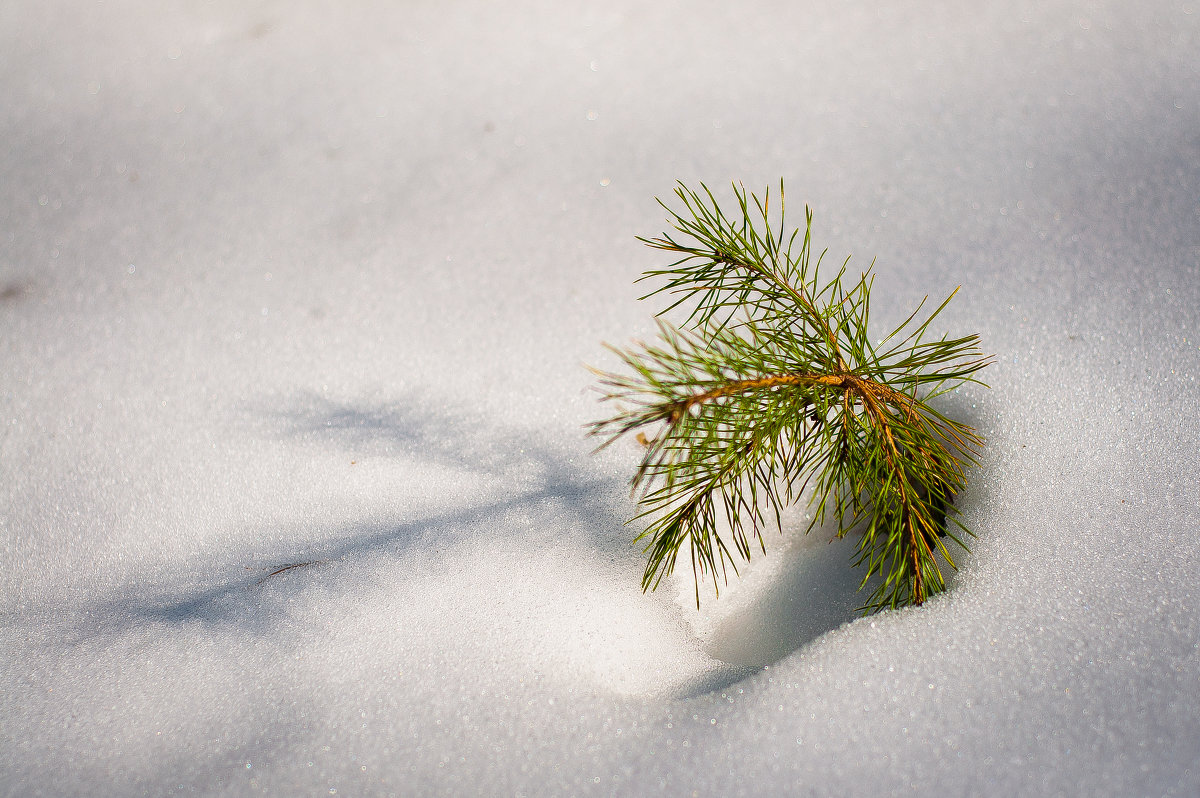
[2,1,1198,795]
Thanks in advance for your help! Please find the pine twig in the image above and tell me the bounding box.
[590,181,991,612]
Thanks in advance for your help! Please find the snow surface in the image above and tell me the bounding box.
[2,1,1199,795]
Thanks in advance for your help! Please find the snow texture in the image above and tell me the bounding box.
[2,1,1199,795]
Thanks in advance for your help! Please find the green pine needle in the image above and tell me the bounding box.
[590,181,992,612]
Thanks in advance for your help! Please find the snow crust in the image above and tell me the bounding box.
[2,1,1198,795]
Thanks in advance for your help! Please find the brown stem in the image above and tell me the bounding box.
[669,370,914,420]
[852,381,929,604]
[675,372,843,413]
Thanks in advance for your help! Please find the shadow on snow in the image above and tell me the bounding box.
[46,390,898,694]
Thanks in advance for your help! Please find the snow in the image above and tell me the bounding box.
[2,0,1198,795]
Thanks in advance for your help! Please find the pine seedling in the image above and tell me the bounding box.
[591,182,991,611]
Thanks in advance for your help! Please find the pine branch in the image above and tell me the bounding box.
[591,181,992,612]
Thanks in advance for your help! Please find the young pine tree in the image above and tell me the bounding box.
[591,182,991,611]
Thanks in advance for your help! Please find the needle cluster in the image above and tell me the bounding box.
[591,182,991,611]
